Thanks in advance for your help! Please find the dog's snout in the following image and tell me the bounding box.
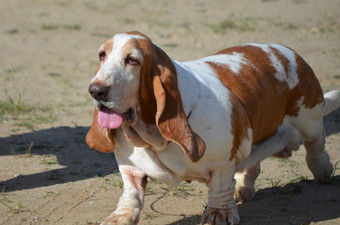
[88,84,109,101]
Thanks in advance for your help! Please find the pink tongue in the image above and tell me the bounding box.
[97,107,123,129]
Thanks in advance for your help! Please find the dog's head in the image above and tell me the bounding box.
[86,31,205,162]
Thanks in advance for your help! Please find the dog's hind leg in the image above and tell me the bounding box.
[304,129,333,183]
[285,101,334,183]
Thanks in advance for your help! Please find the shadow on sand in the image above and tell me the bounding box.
[165,176,340,225]
[0,126,118,192]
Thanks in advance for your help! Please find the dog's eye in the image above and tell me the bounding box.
[99,51,106,61]
[125,56,140,66]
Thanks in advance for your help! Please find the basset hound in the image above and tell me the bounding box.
[86,31,340,225]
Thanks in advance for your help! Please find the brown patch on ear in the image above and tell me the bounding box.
[152,46,206,162]
[86,108,116,153]
[137,37,158,125]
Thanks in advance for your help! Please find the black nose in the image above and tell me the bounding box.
[88,84,109,101]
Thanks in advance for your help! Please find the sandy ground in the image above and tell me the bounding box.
[0,0,340,224]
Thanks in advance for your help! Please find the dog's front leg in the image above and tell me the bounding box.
[202,164,240,225]
[101,165,147,225]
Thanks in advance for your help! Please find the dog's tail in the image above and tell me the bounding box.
[323,90,340,116]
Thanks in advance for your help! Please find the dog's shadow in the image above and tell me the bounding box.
[324,107,340,136]
[0,126,118,192]
[237,178,340,225]
[164,177,340,225]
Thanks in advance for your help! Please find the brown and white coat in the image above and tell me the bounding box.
[86,31,340,225]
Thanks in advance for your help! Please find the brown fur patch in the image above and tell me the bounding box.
[207,45,323,145]
[288,54,324,114]
[103,39,113,55]
[207,46,289,144]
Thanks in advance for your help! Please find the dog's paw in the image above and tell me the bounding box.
[101,215,133,225]
[273,126,301,158]
[234,185,255,204]
[101,210,138,225]
[201,205,240,225]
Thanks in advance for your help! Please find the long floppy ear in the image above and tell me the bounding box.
[152,46,206,162]
[86,108,116,153]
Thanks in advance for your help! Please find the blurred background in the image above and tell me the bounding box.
[1,0,339,133]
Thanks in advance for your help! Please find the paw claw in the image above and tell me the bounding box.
[101,213,135,225]
[201,206,239,225]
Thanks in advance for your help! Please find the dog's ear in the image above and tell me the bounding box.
[152,45,206,162]
[86,108,115,153]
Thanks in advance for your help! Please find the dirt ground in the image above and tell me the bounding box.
[0,0,340,224]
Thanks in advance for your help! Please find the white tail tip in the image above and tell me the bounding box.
[323,90,340,116]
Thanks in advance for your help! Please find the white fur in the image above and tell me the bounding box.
[283,97,324,141]
[324,90,340,115]
[197,52,249,74]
